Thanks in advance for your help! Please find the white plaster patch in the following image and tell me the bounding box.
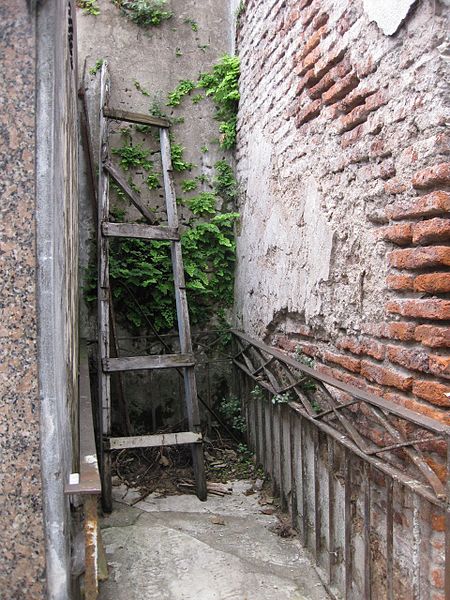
[363,0,417,35]
[301,178,333,321]
[84,454,97,464]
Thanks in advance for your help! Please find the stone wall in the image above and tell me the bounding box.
[235,1,449,596]
[0,2,46,597]
[1,0,80,597]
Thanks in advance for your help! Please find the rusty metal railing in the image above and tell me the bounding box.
[232,330,450,600]
[65,341,105,599]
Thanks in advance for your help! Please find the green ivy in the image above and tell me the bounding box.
[214,160,238,204]
[167,80,196,107]
[113,0,173,27]
[111,143,153,171]
[78,0,100,16]
[166,55,240,149]
[89,59,104,75]
[181,179,198,192]
[170,140,194,172]
[185,192,216,215]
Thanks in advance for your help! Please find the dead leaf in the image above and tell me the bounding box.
[260,508,275,515]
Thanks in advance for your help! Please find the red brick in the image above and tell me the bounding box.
[299,0,313,10]
[322,350,361,372]
[297,25,327,62]
[412,218,450,244]
[386,322,416,341]
[429,355,450,378]
[386,191,450,221]
[296,99,321,126]
[387,345,429,373]
[431,568,444,590]
[308,60,351,100]
[412,162,450,189]
[388,246,450,269]
[285,8,299,29]
[378,223,412,245]
[295,341,318,358]
[360,360,413,391]
[340,123,364,149]
[337,336,385,360]
[310,11,329,31]
[314,46,347,80]
[431,513,446,532]
[357,55,377,79]
[300,1,320,28]
[299,68,321,90]
[413,380,450,407]
[275,335,297,353]
[383,392,450,425]
[300,45,322,73]
[414,272,450,294]
[323,72,359,106]
[384,179,407,195]
[386,299,450,320]
[415,324,450,349]
[386,273,414,290]
[336,85,378,114]
[338,90,387,132]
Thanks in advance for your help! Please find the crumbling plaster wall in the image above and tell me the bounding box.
[235,0,449,425]
[76,0,236,428]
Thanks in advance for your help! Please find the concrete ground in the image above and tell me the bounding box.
[99,481,331,600]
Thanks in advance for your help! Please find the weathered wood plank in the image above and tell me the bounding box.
[108,431,202,450]
[104,161,156,224]
[103,353,195,372]
[102,222,179,241]
[159,127,207,501]
[98,61,112,512]
[65,341,102,495]
[104,107,170,128]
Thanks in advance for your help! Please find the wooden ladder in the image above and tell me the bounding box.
[97,63,207,512]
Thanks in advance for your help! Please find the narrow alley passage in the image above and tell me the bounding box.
[99,481,331,600]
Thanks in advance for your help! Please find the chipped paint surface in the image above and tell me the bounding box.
[363,0,417,35]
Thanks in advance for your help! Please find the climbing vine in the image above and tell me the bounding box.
[112,0,173,27]
[167,55,240,150]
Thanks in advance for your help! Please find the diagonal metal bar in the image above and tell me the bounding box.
[366,405,445,499]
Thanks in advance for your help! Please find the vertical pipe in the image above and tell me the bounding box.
[269,398,276,494]
[386,478,394,600]
[279,404,286,510]
[445,435,450,600]
[290,410,298,530]
[301,417,308,547]
[412,493,420,600]
[314,428,320,563]
[327,437,335,586]
[363,461,371,600]
[344,448,352,599]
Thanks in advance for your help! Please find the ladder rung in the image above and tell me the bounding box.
[104,107,170,129]
[107,431,202,450]
[102,222,179,241]
[103,353,195,372]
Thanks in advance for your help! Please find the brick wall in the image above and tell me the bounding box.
[235,1,449,596]
[235,0,449,431]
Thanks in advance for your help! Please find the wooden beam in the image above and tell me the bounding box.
[102,221,179,241]
[105,107,170,129]
[103,353,195,372]
[104,161,156,224]
[108,431,202,450]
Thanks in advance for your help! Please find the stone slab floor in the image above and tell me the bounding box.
[99,481,331,600]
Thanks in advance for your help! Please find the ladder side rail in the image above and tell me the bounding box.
[98,62,112,512]
[160,127,207,500]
